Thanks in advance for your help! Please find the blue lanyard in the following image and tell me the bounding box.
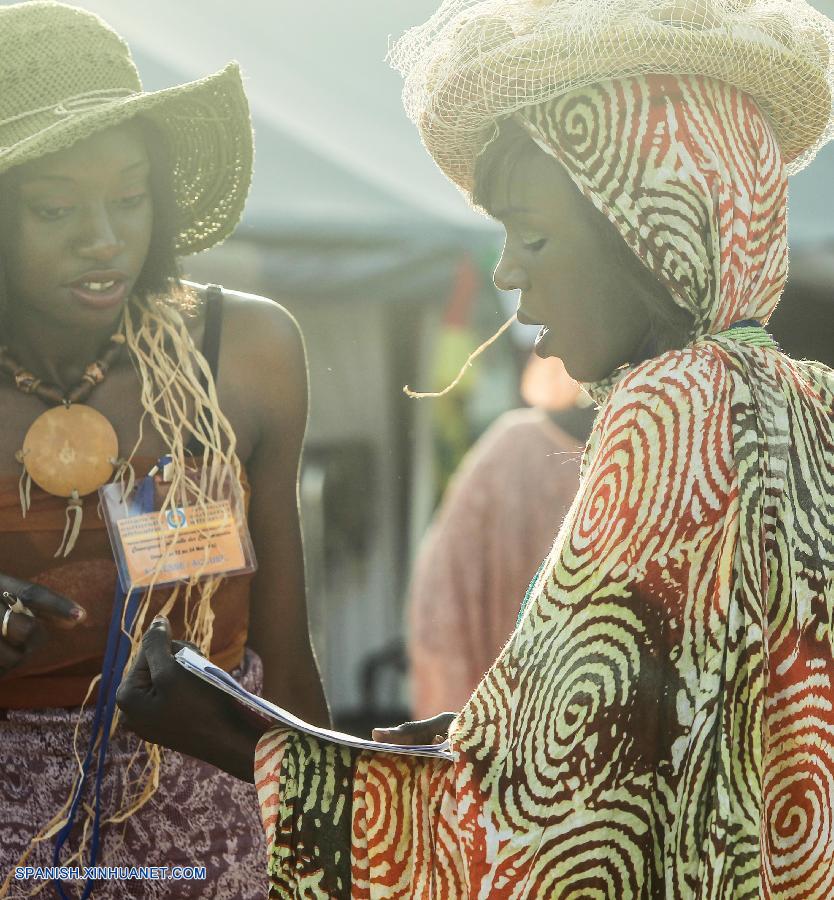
[712,318,779,349]
[516,561,546,627]
[52,469,158,898]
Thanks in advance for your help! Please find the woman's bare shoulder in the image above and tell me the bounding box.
[183,283,305,375]
[183,284,307,452]
[198,285,301,349]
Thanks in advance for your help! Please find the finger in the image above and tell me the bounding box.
[119,642,153,693]
[371,723,406,741]
[372,724,425,746]
[0,577,85,625]
[372,713,456,746]
[118,709,136,733]
[372,732,423,746]
[118,710,151,741]
[0,638,23,673]
[141,616,174,682]
[116,639,155,712]
[1,610,40,649]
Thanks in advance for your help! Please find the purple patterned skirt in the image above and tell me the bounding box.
[0,650,267,899]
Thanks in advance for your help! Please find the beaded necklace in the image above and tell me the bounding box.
[0,315,128,556]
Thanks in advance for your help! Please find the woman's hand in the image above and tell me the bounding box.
[372,712,457,746]
[0,575,86,678]
[116,616,267,782]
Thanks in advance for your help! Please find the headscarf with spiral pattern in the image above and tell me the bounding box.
[515,73,787,398]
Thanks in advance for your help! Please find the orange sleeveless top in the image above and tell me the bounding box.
[0,457,253,709]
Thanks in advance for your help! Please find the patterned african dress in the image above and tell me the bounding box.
[254,75,834,898]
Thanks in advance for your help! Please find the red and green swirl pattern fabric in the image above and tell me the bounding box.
[255,75,834,898]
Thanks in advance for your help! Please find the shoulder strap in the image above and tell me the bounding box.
[201,283,224,385]
[186,284,224,458]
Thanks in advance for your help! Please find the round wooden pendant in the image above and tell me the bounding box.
[22,404,118,498]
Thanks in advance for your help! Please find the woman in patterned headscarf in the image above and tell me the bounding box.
[118,1,834,896]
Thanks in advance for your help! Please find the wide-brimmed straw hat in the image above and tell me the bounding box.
[0,1,253,255]
[390,0,834,195]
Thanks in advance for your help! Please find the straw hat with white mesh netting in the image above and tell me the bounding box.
[390,0,834,195]
[0,1,253,255]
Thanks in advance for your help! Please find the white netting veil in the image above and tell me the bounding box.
[389,0,834,193]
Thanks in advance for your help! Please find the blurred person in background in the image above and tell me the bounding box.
[0,3,326,895]
[118,0,834,895]
[407,353,595,720]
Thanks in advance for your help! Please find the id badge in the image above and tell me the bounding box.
[99,462,257,591]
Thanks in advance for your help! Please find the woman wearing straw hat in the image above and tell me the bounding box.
[0,2,328,895]
[119,0,834,895]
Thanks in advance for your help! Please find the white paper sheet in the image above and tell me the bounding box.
[174,646,454,761]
